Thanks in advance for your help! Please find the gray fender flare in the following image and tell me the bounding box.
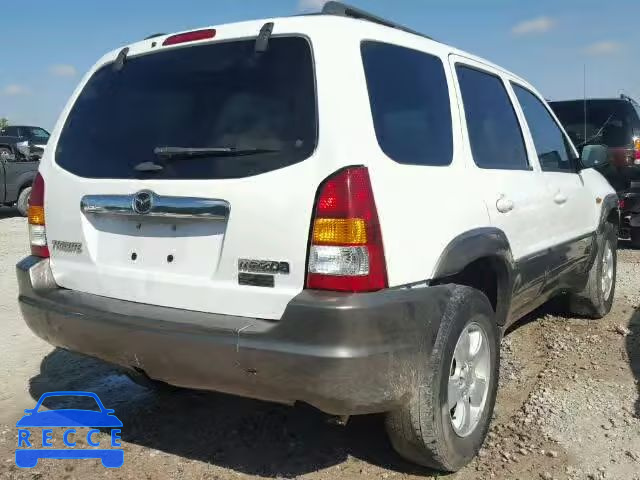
[11,171,36,203]
[584,193,620,270]
[597,193,619,233]
[432,228,515,325]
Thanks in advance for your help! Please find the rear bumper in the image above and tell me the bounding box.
[17,256,452,415]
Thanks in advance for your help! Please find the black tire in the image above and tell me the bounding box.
[0,147,12,161]
[568,222,617,319]
[630,227,640,249]
[16,186,31,217]
[385,286,500,472]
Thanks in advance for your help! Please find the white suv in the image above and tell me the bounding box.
[17,2,618,471]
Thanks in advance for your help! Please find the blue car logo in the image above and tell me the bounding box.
[16,391,123,468]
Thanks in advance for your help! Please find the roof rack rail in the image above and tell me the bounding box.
[620,93,638,105]
[321,1,432,40]
[144,33,166,40]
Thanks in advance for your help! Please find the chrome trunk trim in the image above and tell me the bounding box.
[80,192,230,220]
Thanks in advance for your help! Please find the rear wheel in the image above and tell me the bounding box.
[568,222,617,318]
[630,227,640,248]
[16,186,31,217]
[385,286,500,472]
[0,147,12,161]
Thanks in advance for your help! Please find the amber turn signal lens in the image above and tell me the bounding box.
[28,206,45,226]
[312,218,367,245]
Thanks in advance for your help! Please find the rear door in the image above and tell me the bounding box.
[44,36,320,320]
[451,58,553,259]
[451,57,554,307]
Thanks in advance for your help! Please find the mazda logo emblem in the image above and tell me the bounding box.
[132,190,154,214]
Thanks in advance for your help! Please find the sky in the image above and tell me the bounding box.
[1,0,638,130]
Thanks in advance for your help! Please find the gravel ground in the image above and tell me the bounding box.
[0,208,638,480]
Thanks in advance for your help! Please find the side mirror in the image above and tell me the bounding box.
[580,144,609,170]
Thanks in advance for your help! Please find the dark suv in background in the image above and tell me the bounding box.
[0,125,47,216]
[550,95,640,246]
[0,125,50,153]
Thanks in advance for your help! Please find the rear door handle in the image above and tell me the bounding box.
[554,192,568,205]
[496,195,514,213]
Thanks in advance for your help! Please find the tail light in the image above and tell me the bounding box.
[306,167,387,292]
[28,173,48,258]
[619,199,626,210]
[634,138,640,164]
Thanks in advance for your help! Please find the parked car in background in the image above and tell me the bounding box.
[0,129,41,216]
[16,1,619,472]
[0,125,50,160]
[550,96,640,245]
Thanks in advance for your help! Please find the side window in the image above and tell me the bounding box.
[361,42,453,166]
[456,65,529,170]
[512,84,577,172]
[26,127,50,144]
[3,127,17,137]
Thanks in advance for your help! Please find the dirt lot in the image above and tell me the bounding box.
[0,208,638,480]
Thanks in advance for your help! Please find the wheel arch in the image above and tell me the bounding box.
[598,193,620,233]
[16,171,36,193]
[432,228,515,325]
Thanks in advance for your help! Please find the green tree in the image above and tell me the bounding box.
[0,118,8,130]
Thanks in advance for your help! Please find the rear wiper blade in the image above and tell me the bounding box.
[578,114,614,147]
[133,146,280,173]
[153,146,279,160]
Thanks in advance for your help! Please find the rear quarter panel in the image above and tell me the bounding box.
[337,27,490,287]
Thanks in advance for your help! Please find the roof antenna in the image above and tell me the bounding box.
[255,22,274,53]
[113,47,129,72]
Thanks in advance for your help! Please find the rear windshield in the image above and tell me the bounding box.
[550,100,637,148]
[55,37,317,179]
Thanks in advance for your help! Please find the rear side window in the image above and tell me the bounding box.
[513,85,576,173]
[55,37,317,179]
[361,42,453,166]
[456,66,528,170]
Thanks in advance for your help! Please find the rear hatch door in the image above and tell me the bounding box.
[45,35,319,320]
